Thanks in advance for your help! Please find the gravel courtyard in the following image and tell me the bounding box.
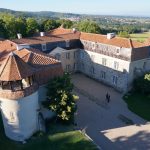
[72,73,150,150]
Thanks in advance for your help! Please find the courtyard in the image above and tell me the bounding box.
[72,73,150,150]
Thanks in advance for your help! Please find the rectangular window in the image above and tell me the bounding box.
[74,63,77,70]
[66,53,70,59]
[74,51,76,59]
[113,76,118,85]
[66,65,71,72]
[66,40,70,48]
[114,61,119,70]
[101,71,106,79]
[102,58,107,66]
[41,44,47,51]
[116,48,120,54]
[80,51,84,59]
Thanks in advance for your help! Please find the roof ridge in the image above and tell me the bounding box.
[0,56,10,78]
[13,54,23,80]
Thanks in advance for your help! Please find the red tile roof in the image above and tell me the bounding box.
[80,32,144,48]
[12,28,80,45]
[15,48,61,68]
[0,52,35,81]
[0,40,17,63]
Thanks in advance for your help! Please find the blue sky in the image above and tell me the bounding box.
[1,0,150,16]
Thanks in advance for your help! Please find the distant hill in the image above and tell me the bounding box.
[0,8,82,19]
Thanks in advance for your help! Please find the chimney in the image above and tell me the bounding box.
[107,33,116,39]
[17,33,22,39]
[72,28,77,33]
[40,32,45,37]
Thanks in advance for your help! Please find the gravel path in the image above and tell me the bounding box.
[72,73,149,150]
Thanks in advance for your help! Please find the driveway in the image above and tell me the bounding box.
[72,73,150,150]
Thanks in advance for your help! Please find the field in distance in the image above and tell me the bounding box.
[130,32,150,43]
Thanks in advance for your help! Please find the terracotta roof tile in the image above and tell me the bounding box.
[80,32,144,48]
[15,48,61,68]
[12,29,80,45]
[0,52,35,81]
[0,40,17,63]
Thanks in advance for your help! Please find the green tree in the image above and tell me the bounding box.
[1,14,17,39]
[45,73,78,123]
[15,17,27,37]
[118,31,130,38]
[77,20,101,34]
[26,18,39,36]
[0,19,7,38]
[58,19,73,29]
[41,19,60,32]
[133,73,150,94]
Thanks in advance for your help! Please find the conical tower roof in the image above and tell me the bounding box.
[0,52,35,81]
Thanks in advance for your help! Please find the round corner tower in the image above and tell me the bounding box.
[0,52,39,141]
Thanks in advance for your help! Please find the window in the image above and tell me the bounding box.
[74,63,77,70]
[81,63,85,70]
[143,62,146,70]
[113,76,118,85]
[9,112,15,122]
[91,55,95,61]
[116,48,120,54]
[55,53,61,60]
[90,66,95,74]
[80,51,84,59]
[74,51,76,59]
[41,44,47,51]
[114,61,119,70]
[101,71,106,79]
[66,53,70,59]
[102,58,107,66]
[66,40,70,48]
[66,65,71,72]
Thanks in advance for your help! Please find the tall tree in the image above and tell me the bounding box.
[45,73,78,123]
[41,19,60,32]
[26,18,39,36]
[15,17,27,37]
[0,19,7,38]
[77,20,101,34]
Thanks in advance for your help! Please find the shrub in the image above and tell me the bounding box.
[133,73,150,94]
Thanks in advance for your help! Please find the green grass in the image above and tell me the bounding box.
[130,32,150,43]
[123,93,150,121]
[0,117,97,150]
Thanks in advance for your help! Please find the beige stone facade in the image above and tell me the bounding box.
[49,47,79,73]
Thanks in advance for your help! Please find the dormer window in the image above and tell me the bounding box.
[66,40,70,48]
[42,44,47,51]
[116,48,120,55]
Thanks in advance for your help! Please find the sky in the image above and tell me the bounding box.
[1,0,150,16]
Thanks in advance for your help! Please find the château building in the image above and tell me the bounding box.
[0,27,149,141]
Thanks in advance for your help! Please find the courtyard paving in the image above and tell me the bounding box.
[72,73,150,150]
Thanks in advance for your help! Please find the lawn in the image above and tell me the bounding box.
[130,32,150,43]
[123,93,150,121]
[0,116,97,150]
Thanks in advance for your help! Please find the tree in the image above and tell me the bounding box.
[45,73,78,123]
[118,31,130,38]
[0,19,7,38]
[58,19,73,29]
[15,17,27,37]
[1,14,18,39]
[26,18,39,36]
[77,20,101,34]
[133,73,150,94]
[41,19,60,32]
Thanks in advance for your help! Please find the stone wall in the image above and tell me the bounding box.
[78,49,129,92]
[81,40,132,61]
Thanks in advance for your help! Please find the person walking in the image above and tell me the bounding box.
[106,93,111,103]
